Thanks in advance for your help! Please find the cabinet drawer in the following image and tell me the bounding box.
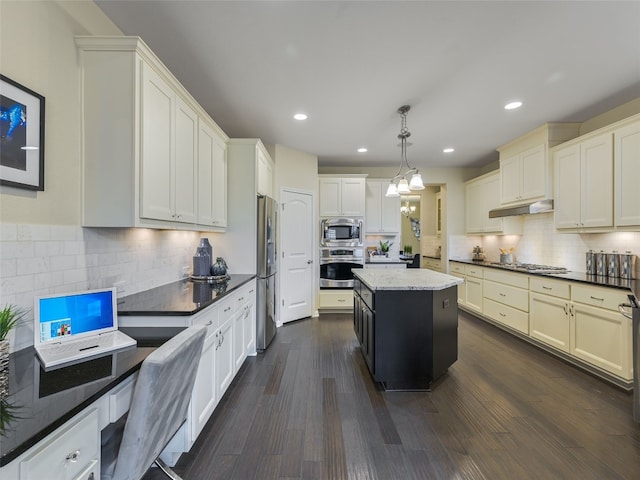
[234,282,255,307]
[483,280,529,312]
[483,298,529,334]
[319,290,355,308]
[194,306,218,339]
[484,268,529,289]
[108,373,137,422]
[449,263,465,275]
[217,296,235,327]
[20,409,99,480]
[572,284,629,311]
[530,277,571,299]
[465,265,484,279]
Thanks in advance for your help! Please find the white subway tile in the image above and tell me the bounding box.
[1,241,35,259]
[0,223,17,241]
[50,225,78,241]
[50,255,76,272]
[17,257,50,275]
[17,224,51,241]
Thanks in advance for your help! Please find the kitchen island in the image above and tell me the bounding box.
[353,269,463,390]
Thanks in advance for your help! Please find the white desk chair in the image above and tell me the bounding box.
[101,324,206,480]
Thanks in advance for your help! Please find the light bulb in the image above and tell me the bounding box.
[397,178,410,194]
[385,182,399,197]
[409,173,425,190]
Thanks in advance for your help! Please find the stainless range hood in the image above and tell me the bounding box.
[488,199,554,218]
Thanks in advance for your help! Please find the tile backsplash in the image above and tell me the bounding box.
[0,224,207,351]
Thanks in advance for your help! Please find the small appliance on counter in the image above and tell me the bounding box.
[588,250,636,279]
[472,246,485,261]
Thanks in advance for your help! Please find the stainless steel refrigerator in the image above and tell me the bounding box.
[256,195,277,350]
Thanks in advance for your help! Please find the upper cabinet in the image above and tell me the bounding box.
[76,36,228,231]
[497,123,581,205]
[319,176,366,217]
[614,119,640,228]
[365,180,400,233]
[554,133,613,230]
[465,172,522,235]
[257,147,274,197]
[553,114,640,232]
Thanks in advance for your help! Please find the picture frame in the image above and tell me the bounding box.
[0,74,45,190]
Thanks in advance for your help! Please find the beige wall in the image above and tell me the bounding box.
[271,144,319,202]
[0,0,121,225]
[580,97,640,135]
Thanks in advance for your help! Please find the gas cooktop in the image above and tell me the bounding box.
[489,262,569,274]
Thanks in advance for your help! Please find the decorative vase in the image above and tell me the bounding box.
[211,257,228,277]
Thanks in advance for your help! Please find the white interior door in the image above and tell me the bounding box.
[280,189,314,323]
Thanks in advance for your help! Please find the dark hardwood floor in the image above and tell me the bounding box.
[144,311,640,479]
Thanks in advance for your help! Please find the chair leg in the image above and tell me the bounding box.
[154,458,183,480]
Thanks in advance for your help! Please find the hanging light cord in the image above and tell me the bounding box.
[392,105,417,181]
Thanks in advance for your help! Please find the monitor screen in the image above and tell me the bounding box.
[35,288,117,344]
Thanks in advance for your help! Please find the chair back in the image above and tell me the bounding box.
[408,253,421,268]
[111,324,206,480]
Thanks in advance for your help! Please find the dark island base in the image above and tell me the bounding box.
[354,279,458,391]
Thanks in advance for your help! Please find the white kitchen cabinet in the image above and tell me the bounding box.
[76,36,228,231]
[422,257,442,272]
[232,307,245,373]
[319,176,366,217]
[215,316,234,399]
[366,180,400,233]
[18,409,99,480]
[449,263,466,306]
[319,289,354,309]
[482,269,529,334]
[500,144,547,204]
[435,192,442,236]
[197,119,227,228]
[530,287,571,353]
[614,118,640,228]
[554,132,613,230]
[257,147,274,197]
[464,265,483,313]
[190,307,218,442]
[465,172,522,234]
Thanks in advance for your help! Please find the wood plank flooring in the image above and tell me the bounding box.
[144,311,640,479]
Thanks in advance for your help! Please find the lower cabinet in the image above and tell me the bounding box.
[422,257,442,272]
[190,310,218,442]
[530,292,571,352]
[319,289,354,310]
[18,409,99,480]
[465,269,483,313]
[215,317,234,399]
[482,269,529,334]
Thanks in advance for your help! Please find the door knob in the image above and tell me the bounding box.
[307,260,313,264]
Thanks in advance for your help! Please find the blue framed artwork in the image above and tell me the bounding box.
[0,74,45,190]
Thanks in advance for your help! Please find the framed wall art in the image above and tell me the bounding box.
[0,74,45,190]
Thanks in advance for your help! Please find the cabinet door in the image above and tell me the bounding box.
[319,178,342,216]
[197,121,216,226]
[365,181,382,232]
[257,148,273,197]
[519,144,547,201]
[554,144,582,229]
[140,62,174,221]
[212,135,227,227]
[215,318,234,399]
[380,189,400,232]
[483,174,503,232]
[465,180,484,233]
[174,97,198,224]
[362,305,375,374]
[529,293,570,352]
[580,133,613,228]
[190,330,216,442]
[465,276,483,313]
[500,154,521,204]
[232,308,245,373]
[614,120,640,227]
[244,296,256,356]
[341,178,366,216]
[571,302,631,380]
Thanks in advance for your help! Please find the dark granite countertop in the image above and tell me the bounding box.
[117,274,256,316]
[0,342,159,466]
[449,259,639,301]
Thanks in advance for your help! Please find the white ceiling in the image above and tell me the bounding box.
[95,1,640,169]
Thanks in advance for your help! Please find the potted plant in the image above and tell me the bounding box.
[0,305,25,390]
[379,240,393,257]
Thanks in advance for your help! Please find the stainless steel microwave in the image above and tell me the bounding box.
[321,218,363,247]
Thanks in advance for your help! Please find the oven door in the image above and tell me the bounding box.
[320,259,363,288]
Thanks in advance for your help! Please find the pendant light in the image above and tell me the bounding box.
[385,105,425,197]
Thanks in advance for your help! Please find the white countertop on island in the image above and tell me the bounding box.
[354,268,463,291]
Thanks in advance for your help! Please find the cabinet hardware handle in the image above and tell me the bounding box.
[206,320,213,326]
[590,296,604,301]
[65,450,80,463]
[224,306,231,312]
[563,304,568,315]
[499,293,506,297]
[499,312,506,317]
[542,286,552,290]
[238,296,244,301]
[337,299,345,302]
[618,303,633,319]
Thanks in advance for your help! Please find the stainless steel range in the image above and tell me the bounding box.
[489,262,569,274]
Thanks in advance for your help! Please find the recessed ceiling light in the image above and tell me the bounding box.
[357,147,368,153]
[293,113,308,120]
[443,148,454,153]
[504,101,523,110]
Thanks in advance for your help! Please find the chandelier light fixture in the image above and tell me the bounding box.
[400,200,416,217]
[385,105,425,197]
